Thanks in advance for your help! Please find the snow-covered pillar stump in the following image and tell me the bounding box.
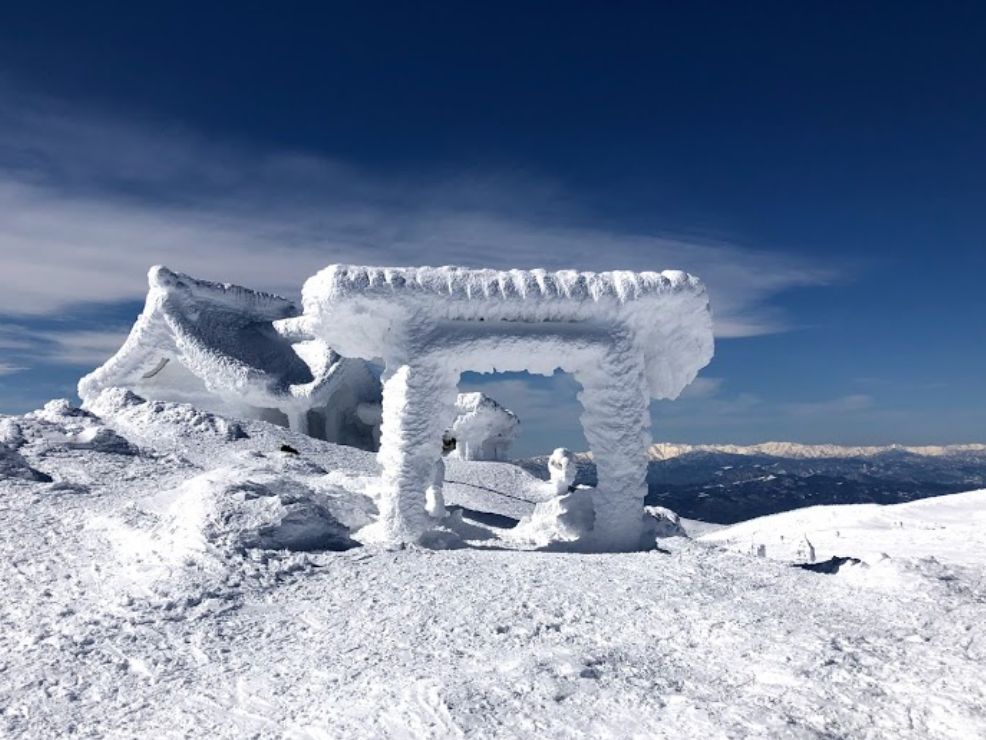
[375,359,459,543]
[575,331,652,551]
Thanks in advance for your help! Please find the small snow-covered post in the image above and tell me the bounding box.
[548,447,578,495]
[375,359,459,542]
[575,329,652,551]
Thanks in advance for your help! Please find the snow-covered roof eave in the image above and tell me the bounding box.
[79,266,347,410]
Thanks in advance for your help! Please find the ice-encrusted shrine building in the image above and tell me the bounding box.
[79,267,518,458]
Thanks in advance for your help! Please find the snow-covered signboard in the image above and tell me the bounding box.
[284,265,714,550]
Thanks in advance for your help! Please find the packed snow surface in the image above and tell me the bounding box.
[2,398,985,737]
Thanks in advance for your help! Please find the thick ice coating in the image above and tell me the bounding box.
[287,265,713,399]
[78,266,382,446]
[288,264,714,551]
[78,267,521,457]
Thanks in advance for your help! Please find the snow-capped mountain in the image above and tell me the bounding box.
[647,441,986,460]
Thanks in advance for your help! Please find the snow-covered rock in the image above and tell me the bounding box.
[87,388,248,453]
[645,505,687,538]
[151,463,360,556]
[14,398,138,457]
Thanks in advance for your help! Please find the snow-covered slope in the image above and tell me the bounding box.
[2,399,985,738]
[700,487,986,568]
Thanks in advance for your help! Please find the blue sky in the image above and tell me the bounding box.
[0,3,984,455]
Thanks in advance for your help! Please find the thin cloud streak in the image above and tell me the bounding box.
[0,322,130,371]
[0,362,26,376]
[0,91,836,336]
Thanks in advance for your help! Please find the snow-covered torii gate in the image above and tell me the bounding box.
[288,265,714,551]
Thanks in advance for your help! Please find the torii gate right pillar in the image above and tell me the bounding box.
[574,330,653,551]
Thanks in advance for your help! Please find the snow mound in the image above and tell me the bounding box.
[13,399,138,456]
[106,452,368,574]
[86,388,247,452]
[161,472,359,554]
[508,489,596,549]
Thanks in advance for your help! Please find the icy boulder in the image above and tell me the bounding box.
[86,388,247,453]
[64,425,137,455]
[448,392,519,461]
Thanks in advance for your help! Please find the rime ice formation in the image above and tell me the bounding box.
[79,266,383,449]
[79,267,517,457]
[287,264,714,550]
[448,392,519,461]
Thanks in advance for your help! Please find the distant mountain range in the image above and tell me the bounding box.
[646,442,986,460]
[517,443,986,525]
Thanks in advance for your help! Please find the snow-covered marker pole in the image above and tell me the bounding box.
[286,265,714,551]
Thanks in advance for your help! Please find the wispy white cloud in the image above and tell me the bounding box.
[0,322,129,371]
[0,89,836,336]
[33,329,129,367]
[0,362,26,376]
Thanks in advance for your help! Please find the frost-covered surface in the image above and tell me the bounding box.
[2,399,986,737]
[77,267,525,455]
[448,392,519,461]
[78,266,381,444]
[289,264,713,400]
[288,264,713,550]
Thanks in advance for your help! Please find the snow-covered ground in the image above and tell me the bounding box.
[2,397,985,738]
